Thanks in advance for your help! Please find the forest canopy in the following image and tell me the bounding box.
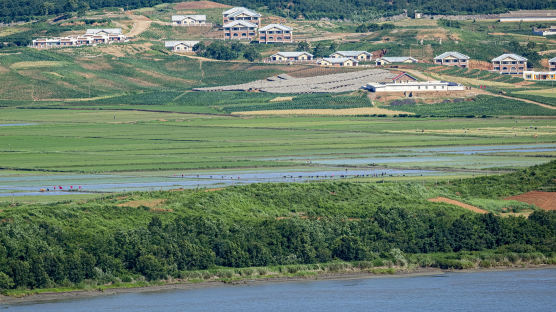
[0,0,555,22]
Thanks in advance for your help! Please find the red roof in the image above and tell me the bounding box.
[392,72,417,81]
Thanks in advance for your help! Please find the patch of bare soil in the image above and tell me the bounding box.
[0,65,9,73]
[175,1,231,9]
[117,199,167,209]
[125,12,151,37]
[505,191,556,211]
[469,60,492,70]
[125,76,160,87]
[270,96,293,102]
[428,197,488,214]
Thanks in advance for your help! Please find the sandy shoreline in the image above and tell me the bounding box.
[2,265,555,305]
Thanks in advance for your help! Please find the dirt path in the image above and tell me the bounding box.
[428,197,488,214]
[125,12,152,37]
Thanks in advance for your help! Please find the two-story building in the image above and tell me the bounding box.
[550,57,556,71]
[165,41,199,52]
[329,51,372,61]
[434,52,470,68]
[269,52,313,62]
[375,56,418,66]
[318,57,358,67]
[172,15,208,26]
[223,20,258,40]
[258,24,293,43]
[491,54,528,74]
[223,7,261,26]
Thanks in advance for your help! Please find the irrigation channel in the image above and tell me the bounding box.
[0,143,554,197]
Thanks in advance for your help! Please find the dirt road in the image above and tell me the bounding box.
[125,12,152,37]
[428,197,488,214]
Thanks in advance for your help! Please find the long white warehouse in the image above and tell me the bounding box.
[365,81,466,92]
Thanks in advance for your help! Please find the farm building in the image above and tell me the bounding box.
[31,28,126,49]
[375,56,418,66]
[365,81,465,93]
[434,52,470,68]
[523,71,556,81]
[491,54,527,74]
[500,17,556,22]
[223,20,258,40]
[330,51,372,61]
[318,57,359,67]
[165,41,199,52]
[85,28,126,42]
[550,57,556,71]
[223,7,261,26]
[259,24,293,44]
[269,52,313,62]
[172,15,209,26]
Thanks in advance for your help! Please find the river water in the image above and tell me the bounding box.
[3,268,555,312]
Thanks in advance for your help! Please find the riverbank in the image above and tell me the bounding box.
[2,264,555,305]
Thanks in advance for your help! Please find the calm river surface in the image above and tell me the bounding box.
[3,268,555,312]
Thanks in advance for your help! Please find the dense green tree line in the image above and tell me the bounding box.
[0,206,554,290]
[1,0,555,22]
[0,162,554,291]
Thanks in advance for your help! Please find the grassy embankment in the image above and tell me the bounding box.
[0,161,554,295]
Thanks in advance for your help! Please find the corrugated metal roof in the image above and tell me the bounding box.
[434,51,470,60]
[172,15,206,22]
[491,53,528,62]
[274,52,313,57]
[378,56,417,63]
[223,7,261,18]
[86,28,122,35]
[164,41,199,48]
[259,24,292,31]
[332,51,371,57]
[321,57,358,63]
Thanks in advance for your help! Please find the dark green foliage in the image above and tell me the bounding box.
[0,162,555,291]
[1,0,555,22]
[443,161,556,198]
[355,23,395,33]
[438,19,461,28]
[243,46,261,62]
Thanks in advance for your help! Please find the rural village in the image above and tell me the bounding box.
[25,2,556,100]
[0,0,555,305]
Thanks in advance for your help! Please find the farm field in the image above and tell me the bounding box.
[1,105,555,199]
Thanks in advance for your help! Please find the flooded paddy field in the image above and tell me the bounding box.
[1,109,555,200]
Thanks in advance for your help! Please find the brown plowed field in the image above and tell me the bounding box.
[175,1,231,9]
[428,197,488,214]
[505,191,556,211]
